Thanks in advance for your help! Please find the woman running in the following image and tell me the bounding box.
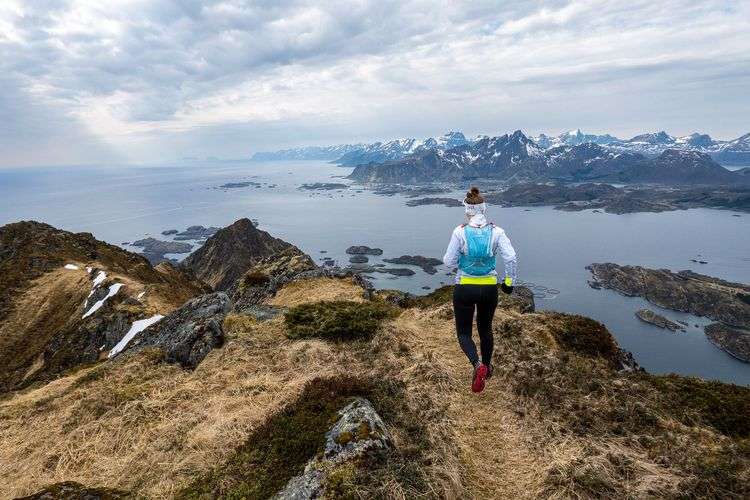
[443,186,517,393]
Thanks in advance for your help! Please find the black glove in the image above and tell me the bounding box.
[500,277,513,295]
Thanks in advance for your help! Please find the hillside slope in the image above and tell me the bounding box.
[2,273,748,499]
[0,221,208,392]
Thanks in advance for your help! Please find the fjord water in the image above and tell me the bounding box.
[1,161,749,385]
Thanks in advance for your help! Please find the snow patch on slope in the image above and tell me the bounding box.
[82,283,123,319]
[108,314,164,358]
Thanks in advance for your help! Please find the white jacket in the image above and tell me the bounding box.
[442,213,518,284]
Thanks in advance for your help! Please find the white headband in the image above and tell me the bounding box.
[463,200,486,216]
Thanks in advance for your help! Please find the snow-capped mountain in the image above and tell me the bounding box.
[334,131,470,166]
[711,132,750,165]
[348,131,745,186]
[350,130,549,183]
[252,129,750,167]
[251,144,364,161]
[534,129,620,149]
[675,133,714,149]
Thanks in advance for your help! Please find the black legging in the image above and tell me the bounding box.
[453,284,499,366]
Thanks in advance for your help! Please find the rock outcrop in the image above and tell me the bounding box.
[182,218,304,291]
[118,292,231,368]
[274,398,391,499]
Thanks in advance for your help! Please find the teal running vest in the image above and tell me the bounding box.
[458,225,496,276]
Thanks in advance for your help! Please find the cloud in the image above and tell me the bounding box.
[0,0,748,165]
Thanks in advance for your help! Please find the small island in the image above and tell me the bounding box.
[346,246,383,256]
[406,197,463,207]
[635,309,685,332]
[705,323,750,363]
[131,237,193,264]
[383,255,443,274]
[299,183,349,191]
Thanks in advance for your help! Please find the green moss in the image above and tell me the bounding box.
[179,375,435,499]
[323,463,358,500]
[178,377,368,499]
[545,313,622,368]
[336,431,353,445]
[356,422,371,441]
[646,374,750,438]
[15,481,133,499]
[284,300,398,341]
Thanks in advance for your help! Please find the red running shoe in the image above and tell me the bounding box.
[472,363,488,393]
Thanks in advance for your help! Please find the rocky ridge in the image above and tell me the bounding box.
[182,218,303,291]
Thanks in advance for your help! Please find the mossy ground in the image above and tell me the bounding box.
[178,375,431,499]
[494,312,750,498]
[15,481,133,499]
[284,300,398,340]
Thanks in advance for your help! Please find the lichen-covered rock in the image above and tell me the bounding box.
[323,398,391,462]
[15,481,132,499]
[274,398,391,500]
[121,292,231,368]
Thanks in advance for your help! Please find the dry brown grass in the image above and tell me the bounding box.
[1,276,747,499]
[0,267,90,386]
[268,276,367,307]
[0,277,420,499]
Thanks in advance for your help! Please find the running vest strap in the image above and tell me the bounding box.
[458,224,496,276]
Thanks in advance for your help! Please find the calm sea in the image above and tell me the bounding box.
[1,160,749,385]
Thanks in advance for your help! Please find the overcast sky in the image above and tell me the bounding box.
[1,0,748,167]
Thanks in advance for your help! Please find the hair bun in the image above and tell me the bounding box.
[464,186,485,205]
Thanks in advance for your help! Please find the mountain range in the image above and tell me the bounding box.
[348,131,746,185]
[251,129,750,167]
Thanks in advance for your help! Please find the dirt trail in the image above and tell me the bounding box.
[394,308,552,499]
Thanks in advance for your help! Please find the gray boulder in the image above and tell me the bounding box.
[122,292,231,368]
[274,398,391,499]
